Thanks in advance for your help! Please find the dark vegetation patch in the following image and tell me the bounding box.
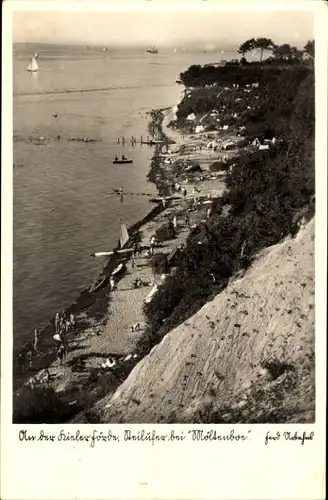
[140,63,314,353]
[155,221,176,242]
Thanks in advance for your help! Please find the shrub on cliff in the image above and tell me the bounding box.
[13,385,78,424]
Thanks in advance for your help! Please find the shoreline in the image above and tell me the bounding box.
[14,101,229,423]
[13,109,171,391]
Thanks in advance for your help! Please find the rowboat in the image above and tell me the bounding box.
[89,274,108,293]
[113,159,133,164]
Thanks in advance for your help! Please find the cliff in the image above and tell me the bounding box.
[97,217,315,423]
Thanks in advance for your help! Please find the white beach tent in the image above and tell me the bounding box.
[186,113,196,121]
[252,138,261,147]
[195,125,205,134]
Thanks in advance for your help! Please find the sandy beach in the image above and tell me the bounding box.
[14,104,233,420]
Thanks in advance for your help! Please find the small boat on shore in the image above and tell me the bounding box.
[148,195,179,203]
[91,224,133,258]
[111,263,126,277]
[144,284,158,304]
[113,158,133,164]
[89,274,108,293]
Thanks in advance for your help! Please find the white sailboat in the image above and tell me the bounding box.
[119,224,129,249]
[92,224,132,258]
[27,56,39,72]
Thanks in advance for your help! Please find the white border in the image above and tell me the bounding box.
[1,2,326,499]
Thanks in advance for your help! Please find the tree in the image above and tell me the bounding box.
[238,38,256,58]
[303,40,314,58]
[273,43,293,60]
[254,37,275,62]
[238,37,275,62]
[290,46,303,61]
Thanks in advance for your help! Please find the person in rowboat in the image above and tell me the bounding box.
[122,154,126,161]
[115,155,118,161]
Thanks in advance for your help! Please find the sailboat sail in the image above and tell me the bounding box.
[120,224,129,249]
[27,56,39,72]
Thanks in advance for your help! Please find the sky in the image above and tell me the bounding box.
[12,9,313,48]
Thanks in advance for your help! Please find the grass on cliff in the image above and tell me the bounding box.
[141,63,314,350]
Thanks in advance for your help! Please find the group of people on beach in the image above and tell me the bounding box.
[53,311,75,364]
[172,181,188,198]
[17,310,75,373]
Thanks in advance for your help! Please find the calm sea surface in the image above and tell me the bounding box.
[13,44,236,352]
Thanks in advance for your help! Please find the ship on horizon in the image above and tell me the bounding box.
[146,46,158,54]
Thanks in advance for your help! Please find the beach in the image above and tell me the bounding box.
[14,102,232,420]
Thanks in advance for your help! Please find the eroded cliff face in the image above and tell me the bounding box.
[97,218,315,423]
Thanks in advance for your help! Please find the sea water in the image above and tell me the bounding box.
[13,44,236,352]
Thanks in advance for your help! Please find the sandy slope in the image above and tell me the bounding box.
[98,217,315,423]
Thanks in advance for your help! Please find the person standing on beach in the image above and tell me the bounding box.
[110,277,115,291]
[26,347,33,368]
[70,312,75,328]
[185,215,190,228]
[33,328,39,352]
[55,312,60,333]
[59,315,64,333]
[53,332,62,347]
[57,343,66,365]
[132,242,138,260]
[173,215,177,229]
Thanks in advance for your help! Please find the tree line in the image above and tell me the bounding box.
[238,38,314,62]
